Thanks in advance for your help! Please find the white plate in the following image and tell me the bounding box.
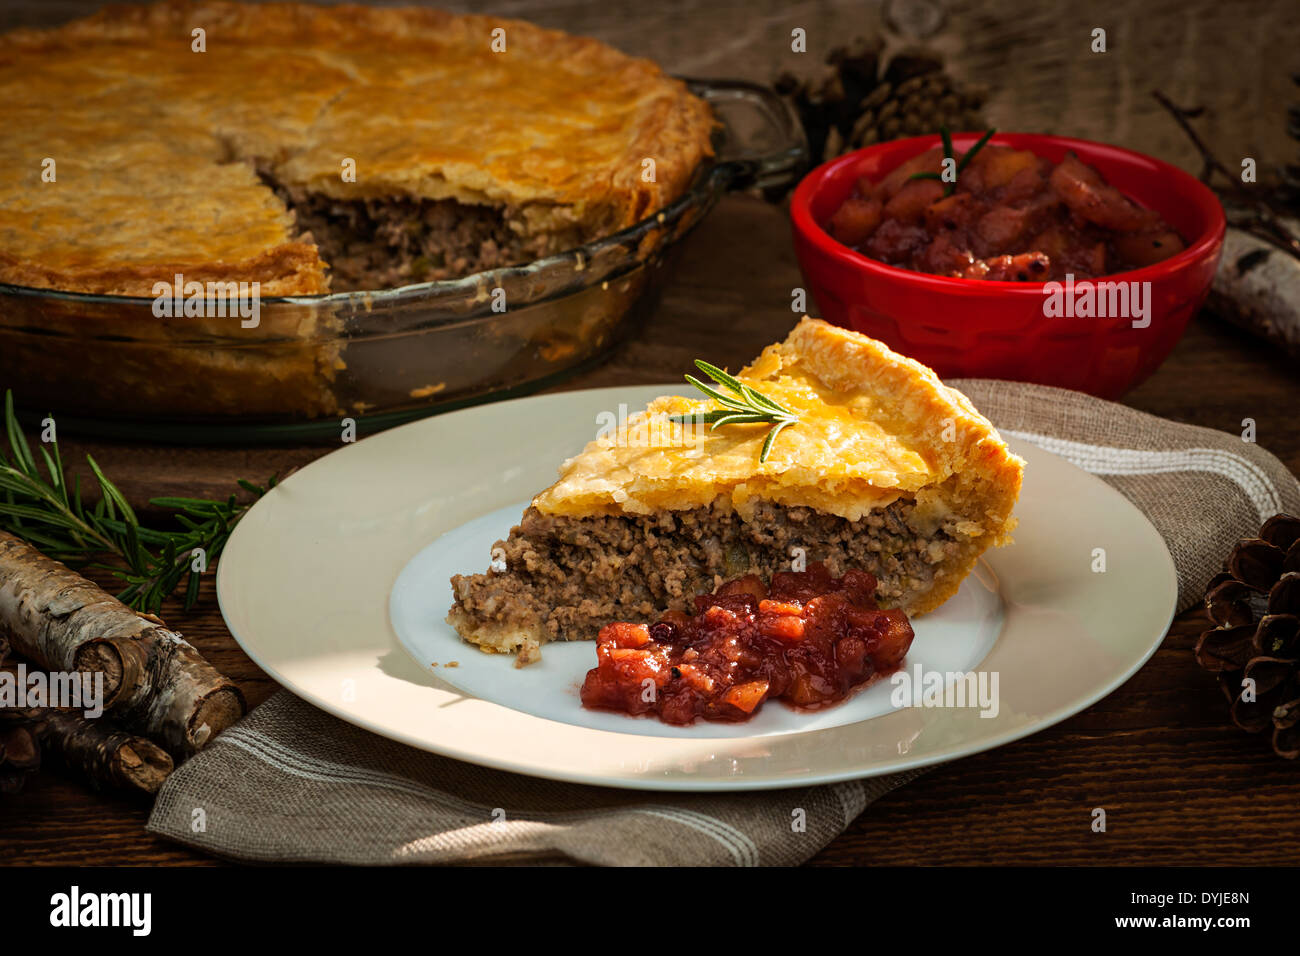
[217,385,1177,791]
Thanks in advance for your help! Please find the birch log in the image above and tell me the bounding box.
[0,532,245,757]
[24,707,173,794]
[1208,221,1300,361]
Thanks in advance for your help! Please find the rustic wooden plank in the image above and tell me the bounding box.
[3,0,1295,176]
[2,0,1299,868]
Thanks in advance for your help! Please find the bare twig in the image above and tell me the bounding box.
[1151,90,1232,184]
[1152,89,1300,260]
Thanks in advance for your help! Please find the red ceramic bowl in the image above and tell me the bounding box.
[790,133,1226,398]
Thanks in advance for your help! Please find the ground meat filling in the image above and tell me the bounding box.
[258,170,561,290]
[449,499,965,646]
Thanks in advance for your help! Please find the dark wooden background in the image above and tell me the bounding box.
[2,0,1299,866]
[6,0,1297,173]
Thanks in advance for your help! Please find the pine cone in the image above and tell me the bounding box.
[774,37,988,170]
[1195,513,1300,758]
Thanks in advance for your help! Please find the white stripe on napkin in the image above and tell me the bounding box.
[219,727,486,815]
[216,725,759,865]
[832,780,867,827]
[1004,430,1283,521]
[638,808,760,866]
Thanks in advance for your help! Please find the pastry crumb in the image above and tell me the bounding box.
[446,661,459,668]
[514,639,542,668]
[409,383,447,399]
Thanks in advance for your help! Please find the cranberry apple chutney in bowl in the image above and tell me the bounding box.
[790,133,1225,399]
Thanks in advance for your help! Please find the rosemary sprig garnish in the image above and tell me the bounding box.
[909,125,998,196]
[0,390,277,613]
[668,361,799,463]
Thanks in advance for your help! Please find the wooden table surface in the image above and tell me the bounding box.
[6,0,1300,869]
[2,192,1298,866]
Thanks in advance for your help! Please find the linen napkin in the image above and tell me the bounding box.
[147,379,1300,866]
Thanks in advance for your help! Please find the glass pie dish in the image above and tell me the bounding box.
[1,79,806,442]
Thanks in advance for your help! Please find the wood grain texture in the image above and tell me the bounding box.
[2,0,1299,866]
[3,0,1296,179]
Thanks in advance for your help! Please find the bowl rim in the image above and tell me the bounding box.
[789,131,1227,292]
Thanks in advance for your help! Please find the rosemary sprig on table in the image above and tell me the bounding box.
[0,390,277,614]
[668,361,800,463]
[909,125,998,196]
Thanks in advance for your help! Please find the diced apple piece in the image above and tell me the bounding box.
[975,205,1032,252]
[856,174,884,201]
[875,146,944,200]
[864,218,929,264]
[827,196,882,245]
[917,233,975,275]
[1028,225,1069,262]
[1113,229,1185,268]
[758,599,803,616]
[868,609,915,670]
[785,670,836,707]
[967,146,1040,191]
[1001,164,1046,203]
[701,604,739,627]
[922,192,977,232]
[758,612,805,641]
[722,680,770,714]
[840,569,881,605]
[602,622,652,648]
[1050,152,1157,231]
[883,178,944,223]
[834,636,868,673]
[675,664,715,693]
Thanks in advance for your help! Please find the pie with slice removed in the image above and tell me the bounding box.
[448,317,1024,660]
[0,2,715,422]
[0,1,714,295]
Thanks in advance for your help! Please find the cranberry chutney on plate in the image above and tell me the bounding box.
[790,132,1226,398]
[581,563,916,726]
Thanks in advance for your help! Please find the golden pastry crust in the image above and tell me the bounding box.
[534,317,1024,615]
[0,1,715,295]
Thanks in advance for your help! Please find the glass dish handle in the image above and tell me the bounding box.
[685,78,809,193]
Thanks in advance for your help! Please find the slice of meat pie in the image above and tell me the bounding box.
[448,317,1024,659]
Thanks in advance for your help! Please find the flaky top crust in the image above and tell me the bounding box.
[0,1,715,294]
[534,318,1024,544]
